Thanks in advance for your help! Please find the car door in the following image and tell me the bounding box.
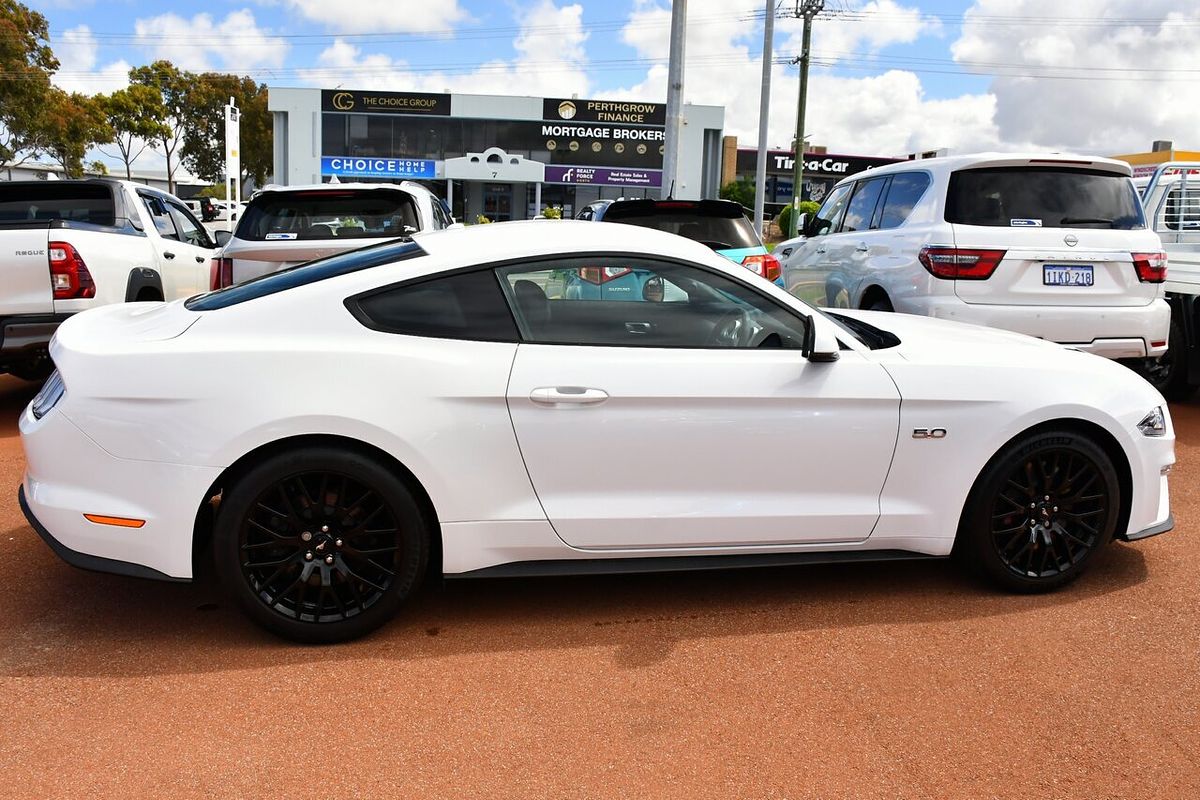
[163,198,215,296]
[783,182,853,307]
[137,192,207,299]
[500,256,901,550]
[833,176,890,307]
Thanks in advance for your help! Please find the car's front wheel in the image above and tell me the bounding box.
[214,446,429,643]
[957,429,1120,593]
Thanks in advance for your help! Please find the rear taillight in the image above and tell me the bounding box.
[918,246,1006,280]
[742,254,782,283]
[578,266,632,284]
[1132,251,1167,283]
[48,241,96,299]
[210,257,233,290]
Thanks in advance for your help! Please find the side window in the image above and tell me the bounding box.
[809,183,852,237]
[141,195,179,241]
[577,208,593,220]
[496,259,809,349]
[352,269,519,342]
[877,172,931,230]
[1163,186,1200,231]
[166,200,211,248]
[841,177,887,233]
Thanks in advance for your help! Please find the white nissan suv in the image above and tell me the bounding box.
[781,153,1169,360]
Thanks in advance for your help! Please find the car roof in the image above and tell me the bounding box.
[250,182,435,200]
[412,219,737,267]
[833,152,1135,188]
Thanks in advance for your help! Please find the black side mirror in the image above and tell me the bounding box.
[212,229,232,247]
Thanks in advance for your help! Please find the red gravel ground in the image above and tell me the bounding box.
[0,374,1196,798]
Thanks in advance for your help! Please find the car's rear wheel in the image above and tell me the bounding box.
[957,430,1120,593]
[214,446,428,643]
[866,296,893,312]
[1131,317,1195,400]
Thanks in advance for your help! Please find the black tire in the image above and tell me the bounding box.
[1132,317,1196,401]
[213,446,429,643]
[956,430,1120,593]
[867,296,893,312]
[8,358,53,382]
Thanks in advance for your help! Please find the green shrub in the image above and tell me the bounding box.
[776,200,820,237]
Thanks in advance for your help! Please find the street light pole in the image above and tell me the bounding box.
[752,0,775,237]
[661,0,687,199]
[789,0,823,237]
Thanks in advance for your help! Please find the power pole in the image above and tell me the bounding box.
[661,0,687,199]
[789,0,823,237]
[752,0,775,237]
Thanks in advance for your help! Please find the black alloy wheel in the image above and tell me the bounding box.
[215,447,428,643]
[959,431,1120,592]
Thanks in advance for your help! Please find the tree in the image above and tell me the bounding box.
[179,73,272,188]
[719,178,756,209]
[776,200,820,238]
[98,85,169,180]
[0,0,58,171]
[129,60,192,193]
[38,90,113,178]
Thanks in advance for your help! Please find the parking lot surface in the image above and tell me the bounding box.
[0,373,1196,798]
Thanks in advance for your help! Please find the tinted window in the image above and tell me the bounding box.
[809,183,852,237]
[878,172,930,229]
[946,167,1145,229]
[0,182,116,225]
[603,202,761,249]
[186,239,425,311]
[497,259,808,349]
[841,178,887,232]
[353,270,518,342]
[236,190,421,241]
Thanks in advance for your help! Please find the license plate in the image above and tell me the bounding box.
[1043,265,1094,286]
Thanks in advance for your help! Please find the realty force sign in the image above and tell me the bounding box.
[321,156,437,180]
[545,165,663,187]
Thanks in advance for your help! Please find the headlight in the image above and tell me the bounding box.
[1137,406,1166,437]
[31,370,64,419]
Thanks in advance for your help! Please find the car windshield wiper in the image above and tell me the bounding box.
[1060,216,1113,226]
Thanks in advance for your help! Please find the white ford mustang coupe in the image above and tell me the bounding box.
[19,221,1175,642]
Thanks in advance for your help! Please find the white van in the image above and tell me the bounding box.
[781,153,1169,360]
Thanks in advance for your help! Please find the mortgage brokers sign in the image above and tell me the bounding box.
[321,156,437,180]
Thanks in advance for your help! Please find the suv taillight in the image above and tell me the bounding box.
[918,246,1006,280]
[210,257,233,290]
[578,266,632,284]
[48,241,96,299]
[1132,251,1167,283]
[742,253,782,283]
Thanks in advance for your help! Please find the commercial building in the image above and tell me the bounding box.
[268,87,725,221]
[1112,140,1200,177]
[721,136,902,212]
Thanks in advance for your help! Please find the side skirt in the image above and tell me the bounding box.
[449,548,939,579]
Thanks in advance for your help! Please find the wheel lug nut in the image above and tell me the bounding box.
[304,551,313,561]
[321,525,330,533]
[325,555,334,565]
[1053,506,1058,512]
[335,539,343,547]
[301,532,312,542]
[1030,503,1036,509]
[1044,495,1050,501]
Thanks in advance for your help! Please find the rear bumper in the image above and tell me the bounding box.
[0,313,72,358]
[918,297,1170,358]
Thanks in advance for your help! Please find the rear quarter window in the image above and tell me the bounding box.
[349,270,519,342]
[237,190,421,241]
[946,167,1145,230]
[877,172,931,229]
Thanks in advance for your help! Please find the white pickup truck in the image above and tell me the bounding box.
[0,179,225,379]
[1136,162,1200,397]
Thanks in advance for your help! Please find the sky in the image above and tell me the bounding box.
[25,0,1200,174]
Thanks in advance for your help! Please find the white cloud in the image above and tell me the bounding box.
[952,0,1200,154]
[283,0,467,34]
[614,0,974,156]
[134,10,288,72]
[300,0,589,98]
[52,25,130,94]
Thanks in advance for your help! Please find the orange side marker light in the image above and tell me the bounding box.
[83,514,146,529]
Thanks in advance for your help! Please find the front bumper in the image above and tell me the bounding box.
[918,297,1171,358]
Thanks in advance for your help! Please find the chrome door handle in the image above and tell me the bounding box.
[855,242,870,252]
[625,321,652,334]
[530,387,609,405]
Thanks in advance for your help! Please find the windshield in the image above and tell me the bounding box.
[946,167,1145,230]
[236,190,421,241]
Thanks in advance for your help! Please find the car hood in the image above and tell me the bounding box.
[831,309,1107,366]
